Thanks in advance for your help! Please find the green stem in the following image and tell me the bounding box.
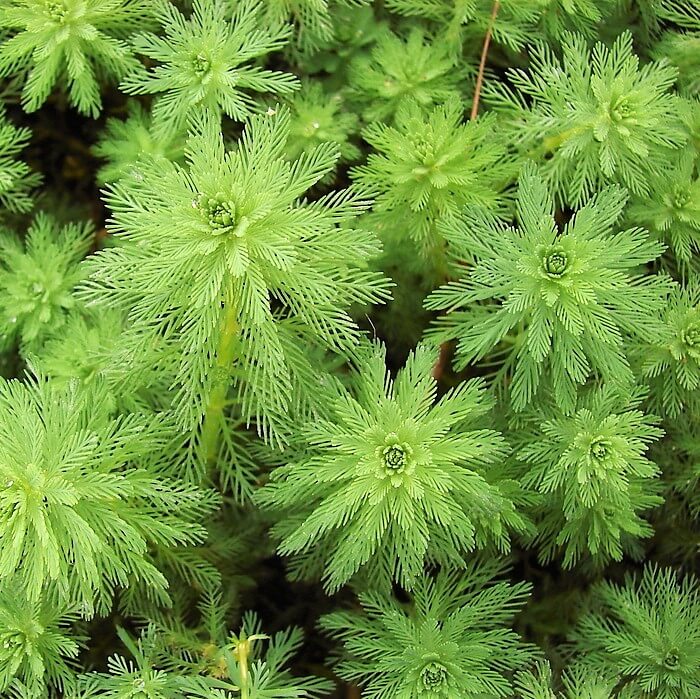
[200,300,239,466]
[534,126,586,158]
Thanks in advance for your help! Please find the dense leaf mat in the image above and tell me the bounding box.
[0,1,698,698]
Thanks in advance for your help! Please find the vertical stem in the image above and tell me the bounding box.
[470,0,501,121]
[238,641,250,699]
[232,634,266,699]
[200,300,239,466]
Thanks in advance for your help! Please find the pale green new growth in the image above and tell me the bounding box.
[656,1,700,97]
[259,342,528,592]
[535,0,616,40]
[283,81,360,169]
[35,308,171,416]
[261,0,371,56]
[635,285,700,417]
[352,99,512,261]
[321,561,535,699]
[185,612,333,699]
[0,0,697,694]
[121,0,299,131]
[514,662,626,699]
[0,0,152,117]
[384,0,542,55]
[626,152,700,269]
[138,596,333,699]
[426,163,674,413]
[0,212,93,350]
[76,626,191,699]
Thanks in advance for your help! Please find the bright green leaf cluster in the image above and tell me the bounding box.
[0,1,697,697]
[0,108,40,213]
[260,342,528,592]
[0,373,217,614]
[320,561,536,699]
[515,385,664,567]
[282,81,360,170]
[490,32,687,206]
[626,152,700,271]
[0,212,92,351]
[634,285,700,417]
[570,565,700,699]
[352,99,513,264]
[0,0,153,117]
[426,163,674,412]
[92,100,186,184]
[120,0,299,131]
[347,27,465,124]
[260,0,371,57]
[0,582,82,698]
[81,107,391,443]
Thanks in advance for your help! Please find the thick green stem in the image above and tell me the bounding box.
[200,300,239,466]
[233,634,267,699]
[541,126,585,154]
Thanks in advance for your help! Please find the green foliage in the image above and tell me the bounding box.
[514,662,627,699]
[76,626,191,699]
[514,385,664,567]
[282,81,359,169]
[426,164,674,413]
[0,0,699,696]
[0,212,92,351]
[114,596,333,699]
[320,561,535,699]
[634,285,700,417]
[654,32,700,98]
[535,0,617,40]
[654,0,700,98]
[0,583,82,698]
[297,3,386,78]
[0,107,40,213]
[81,107,390,442]
[347,27,465,124]
[261,0,372,57]
[0,0,152,117]
[0,373,217,613]
[352,99,512,264]
[490,31,686,206]
[384,0,544,55]
[93,100,186,184]
[35,307,171,415]
[570,565,700,699]
[186,612,334,699]
[120,0,299,132]
[259,342,528,592]
[626,152,700,271]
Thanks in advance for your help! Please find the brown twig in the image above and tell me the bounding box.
[431,341,451,380]
[470,0,501,121]
[432,0,501,382]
